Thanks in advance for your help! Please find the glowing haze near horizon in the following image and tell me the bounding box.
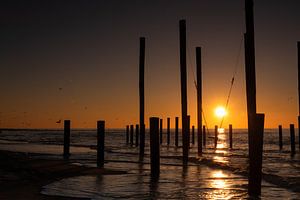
[1,0,300,129]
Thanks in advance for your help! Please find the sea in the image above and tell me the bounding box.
[0,128,300,199]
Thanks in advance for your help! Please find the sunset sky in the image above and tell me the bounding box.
[1,0,300,129]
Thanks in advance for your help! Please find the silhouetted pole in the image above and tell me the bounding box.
[150,117,160,178]
[175,117,179,147]
[159,119,163,144]
[130,125,134,146]
[203,125,206,147]
[191,126,195,145]
[97,120,105,168]
[214,125,218,148]
[278,125,283,150]
[135,124,139,147]
[196,47,203,156]
[139,37,146,158]
[64,120,71,159]
[126,125,129,144]
[297,41,300,150]
[179,19,189,164]
[245,0,265,196]
[229,124,233,149]
[167,117,170,145]
[290,124,296,155]
[187,116,190,149]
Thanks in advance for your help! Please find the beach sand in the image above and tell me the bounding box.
[0,150,125,200]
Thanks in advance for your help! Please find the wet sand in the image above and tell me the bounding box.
[0,150,126,200]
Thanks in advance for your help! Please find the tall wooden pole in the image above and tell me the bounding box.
[167,117,170,145]
[139,37,146,158]
[179,19,189,164]
[297,42,300,150]
[175,117,179,147]
[196,47,203,156]
[245,0,265,196]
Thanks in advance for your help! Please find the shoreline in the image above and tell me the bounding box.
[0,150,126,200]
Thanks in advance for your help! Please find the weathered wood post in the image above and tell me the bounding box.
[126,125,129,144]
[139,37,146,158]
[196,46,203,156]
[179,19,189,164]
[297,41,300,150]
[278,125,283,150]
[135,124,139,147]
[159,119,163,144]
[97,120,105,168]
[130,125,134,146]
[191,126,195,145]
[203,125,206,147]
[290,124,296,155]
[167,117,170,145]
[150,117,160,178]
[244,0,265,196]
[63,120,71,159]
[187,116,190,149]
[229,124,233,149]
[214,125,218,148]
[175,117,179,147]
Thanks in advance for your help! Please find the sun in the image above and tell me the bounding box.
[215,106,227,118]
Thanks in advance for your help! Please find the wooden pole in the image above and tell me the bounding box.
[175,117,179,147]
[214,125,218,148]
[167,117,170,145]
[248,114,265,195]
[139,37,146,157]
[130,125,134,146]
[187,116,190,149]
[150,117,160,177]
[203,125,206,147]
[135,124,139,147]
[159,119,163,144]
[278,125,283,150]
[290,124,296,155]
[196,47,203,156]
[126,125,129,144]
[97,120,105,168]
[298,42,300,150]
[229,124,233,149]
[192,125,195,145]
[179,19,189,164]
[244,0,265,196]
[63,120,71,159]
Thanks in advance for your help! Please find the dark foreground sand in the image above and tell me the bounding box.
[0,150,126,200]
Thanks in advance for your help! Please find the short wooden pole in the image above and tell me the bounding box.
[63,120,71,159]
[290,124,296,155]
[248,113,265,196]
[298,116,300,150]
[214,125,218,148]
[203,125,206,147]
[97,120,105,168]
[126,125,129,144]
[135,124,139,147]
[159,119,163,144]
[130,125,134,146]
[187,116,190,150]
[192,125,195,145]
[150,117,160,177]
[175,117,179,147]
[278,125,283,150]
[229,124,233,149]
[167,117,170,145]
